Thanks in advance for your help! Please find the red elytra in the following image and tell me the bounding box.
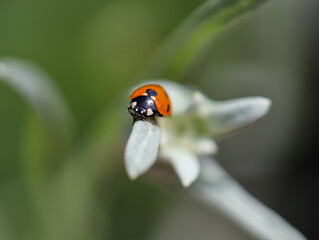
[130,84,172,117]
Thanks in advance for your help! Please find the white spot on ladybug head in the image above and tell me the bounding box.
[146,108,154,116]
[135,108,138,112]
[142,93,148,96]
[151,96,156,101]
[131,102,137,108]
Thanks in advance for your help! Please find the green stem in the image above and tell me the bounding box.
[192,158,307,240]
[140,0,269,80]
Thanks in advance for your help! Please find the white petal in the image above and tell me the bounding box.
[160,147,200,187]
[197,95,271,137]
[125,121,161,180]
[193,138,218,155]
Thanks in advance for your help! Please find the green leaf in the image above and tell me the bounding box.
[0,58,74,190]
[141,0,269,80]
[0,58,74,144]
[0,58,74,138]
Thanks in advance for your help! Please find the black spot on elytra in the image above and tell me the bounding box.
[167,104,170,112]
[146,89,158,97]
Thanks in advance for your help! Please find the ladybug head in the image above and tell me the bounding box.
[128,95,162,120]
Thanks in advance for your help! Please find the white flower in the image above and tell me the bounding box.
[124,80,271,187]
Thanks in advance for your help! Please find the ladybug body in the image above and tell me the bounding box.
[128,84,171,120]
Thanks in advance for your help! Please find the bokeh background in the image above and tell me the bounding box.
[0,0,318,239]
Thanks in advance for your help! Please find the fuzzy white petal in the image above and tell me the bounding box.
[193,138,218,155]
[125,121,161,180]
[198,96,271,136]
[161,147,200,187]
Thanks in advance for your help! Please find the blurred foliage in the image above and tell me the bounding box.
[0,0,315,239]
[141,0,268,80]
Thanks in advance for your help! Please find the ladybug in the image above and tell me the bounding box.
[128,84,172,121]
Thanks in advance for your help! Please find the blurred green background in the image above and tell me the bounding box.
[0,0,318,239]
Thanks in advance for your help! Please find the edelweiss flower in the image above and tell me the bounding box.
[125,80,271,187]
